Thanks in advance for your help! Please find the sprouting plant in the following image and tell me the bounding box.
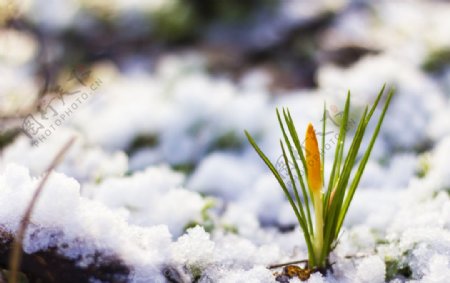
[245,85,394,271]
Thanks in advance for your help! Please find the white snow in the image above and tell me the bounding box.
[1,2,450,281]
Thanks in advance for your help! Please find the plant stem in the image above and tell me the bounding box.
[313,192,324,267]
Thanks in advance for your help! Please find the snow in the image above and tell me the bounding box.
[318,54,446,150]
[1,65,449,282]
[188,152,263,200]
[355,256,386,283]
[1,130,128,183]
[0,164,173,282]
[1,1,450,281]
[88,165,206,237]
[171,226,215,268]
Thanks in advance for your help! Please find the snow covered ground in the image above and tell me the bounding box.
[1,0,450,282]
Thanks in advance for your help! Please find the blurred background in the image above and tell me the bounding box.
[1,0,450,173]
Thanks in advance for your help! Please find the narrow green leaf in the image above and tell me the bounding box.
[245,85,394,269]
[367,83,386,121]
[245,131,316,264]
[328,106,368,222]
[277,109,314,235]
[280,139,308,229]
[285,110,308,174]
[324,92,350,217]
[284,110,311,198]
[280,140,316,261]
[322,106,368,259]
[283,110,313,206]
[336,88,394,232]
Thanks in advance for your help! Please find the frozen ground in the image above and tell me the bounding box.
[1,0,450,282]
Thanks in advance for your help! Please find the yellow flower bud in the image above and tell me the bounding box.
[305,123,322,193]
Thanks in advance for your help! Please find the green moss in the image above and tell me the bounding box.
[151,0,199,42]
[416,153,431,178]
[213,131,243,150]
[128,134,159,153]
[183,199,238,235]
[172,163,196,175]
[375,238,389,245]
[222,224,238,234]
[189,265,203,282]
[183,221,202,232]
[94,175,103,184]
[0,129,20,149]
[422,48,450,73]
[211,0,277,23]
[385,258,412,281]
[183,199,216,233]
[384,248,413,281]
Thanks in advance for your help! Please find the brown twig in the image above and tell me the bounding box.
[344,253,373,259]
[8,137,76,283]
[268,259,309,269]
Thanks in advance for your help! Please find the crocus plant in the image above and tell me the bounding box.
[245,85,394,271]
